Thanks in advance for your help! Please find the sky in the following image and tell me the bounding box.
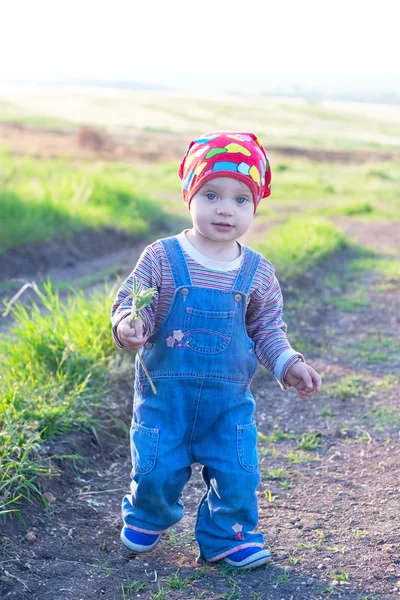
[1,0,399,91]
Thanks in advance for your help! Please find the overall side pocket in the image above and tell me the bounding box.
[131,422,159,475]
[236,422,259,472]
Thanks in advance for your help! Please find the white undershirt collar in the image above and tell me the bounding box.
[176,230,243,272]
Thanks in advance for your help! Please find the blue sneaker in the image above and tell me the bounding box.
[120,526,161,553]
[223,547,271,569]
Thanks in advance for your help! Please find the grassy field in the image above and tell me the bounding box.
[1,85,400,151]
[1,145,399,254]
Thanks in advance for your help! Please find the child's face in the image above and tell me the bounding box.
[189,177,254,245]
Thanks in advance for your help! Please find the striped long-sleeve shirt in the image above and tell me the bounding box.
[111,231,303,388]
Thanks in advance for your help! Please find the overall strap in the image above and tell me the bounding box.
[161,237,193,288]
[232,246,261,295]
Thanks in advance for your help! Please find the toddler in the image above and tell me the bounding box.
[111,131,322,570]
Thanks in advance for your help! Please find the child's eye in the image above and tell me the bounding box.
[206,192,217,201]
[236,196,250,205]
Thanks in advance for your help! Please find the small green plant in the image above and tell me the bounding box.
[296,432,322,451]
[278,480,292,489]
[319,407,338,417]
[120,276,157,394]
[275,571,291,584]
[353,529,368,540]
[325,375,369,400]
[121,579,146,598]
[167,529,177,544]
[330,568,350,583]
[263,489,276,502]
[265,427,296,443]
[164,572,191,590]
[288,554,302,565]
[262,468,287,480]
[329,288,369,312]
[151,585,168,600]
[223,580,240,600]
[286,451,319,464]
[91,559,113,577]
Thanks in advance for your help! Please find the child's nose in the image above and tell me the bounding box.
[217,200,233,215]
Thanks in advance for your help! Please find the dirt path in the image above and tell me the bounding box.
[1,220,399,600]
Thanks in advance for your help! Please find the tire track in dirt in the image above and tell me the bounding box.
[1,220,399,599]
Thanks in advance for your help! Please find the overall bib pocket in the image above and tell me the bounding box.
[131,422,159,475]
[236,422,259,472]
[183,307,234,354]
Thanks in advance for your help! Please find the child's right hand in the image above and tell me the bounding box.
[117,317,148,350]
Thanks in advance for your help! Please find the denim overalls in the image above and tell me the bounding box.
[122,237,265,561]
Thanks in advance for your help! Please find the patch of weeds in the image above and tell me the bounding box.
[319,407,338,417]
[323,273,341,289]
[327,546,349,554]
[353,529,368,540]
[288,554,302,565]
[342,201,374,216]
[257,432,268,442]
[275,163,289,172]
[329,288,369,312]
[296,432,322,451]
[263,489,276,502]
[223,579,240,600]
[325,375,371,400]
[375,374,398,391]
[259,445,280,458]
[275,571,291,584]
[278,480,293,489]
[121,579,146,598]
[349,256,400,282]
[363,406,400,428]
[330,568,350,583]
[262,468,287,480]
[164,572,191,590]
[298,542,316,550]
[356,332,400,363]
[367,168,393,181]
[320,585,336,595]
[151,585,168,600]
[286,451,320,464]
[91,559,114,577]
[265,427,296,443]
[167,529,178,545]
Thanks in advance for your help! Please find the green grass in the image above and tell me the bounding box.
[0,283,120,513]
[329,287,369,312]
[324,376,372,400]
[255,217,347,279]
[0,148,181,254]
[267,159,400,220]
[296,432,322,451]
[355,333,400,363]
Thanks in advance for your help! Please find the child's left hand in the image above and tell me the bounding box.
[284,361,322,399]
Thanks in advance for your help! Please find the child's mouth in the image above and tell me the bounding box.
[213,223,234,231]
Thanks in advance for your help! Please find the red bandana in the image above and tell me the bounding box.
[178,131,272,212]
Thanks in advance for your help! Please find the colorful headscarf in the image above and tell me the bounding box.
[178,131,271,212]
